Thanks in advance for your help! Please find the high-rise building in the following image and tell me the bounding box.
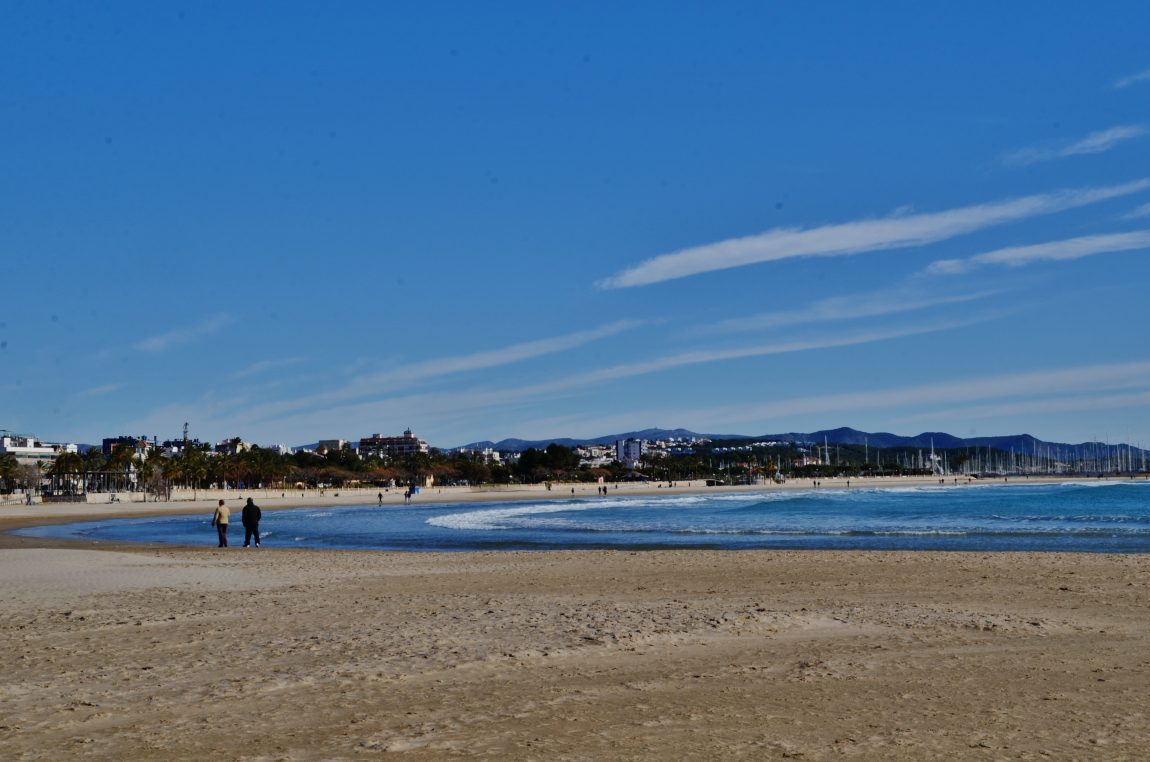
[615,438,643,467]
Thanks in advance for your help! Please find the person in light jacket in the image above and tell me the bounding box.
[211,500,230,548]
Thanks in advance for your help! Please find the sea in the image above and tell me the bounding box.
[15,480,1150,553]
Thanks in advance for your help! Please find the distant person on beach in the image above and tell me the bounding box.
[242,497,262,548]
[377,492,383,505]
[211,500,230,548]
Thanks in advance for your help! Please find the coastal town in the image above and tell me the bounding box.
[3,424,1146,505]
[0,427,728,503]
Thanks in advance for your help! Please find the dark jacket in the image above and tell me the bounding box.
[242,500,261,527]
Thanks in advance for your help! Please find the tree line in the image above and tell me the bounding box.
[19,442,626,498]
[4,439,1044,499]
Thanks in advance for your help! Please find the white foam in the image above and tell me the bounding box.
[1057,479,1149,489]
[428,493,729,531]
[428,501,596,531]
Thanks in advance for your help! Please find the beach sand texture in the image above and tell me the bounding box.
[3,537,1150,760]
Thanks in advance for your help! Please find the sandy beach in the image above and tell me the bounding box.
[4,479,1150,759]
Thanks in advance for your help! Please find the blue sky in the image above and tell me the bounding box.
[3,2,1150,449]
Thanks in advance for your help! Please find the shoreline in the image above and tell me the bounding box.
[0,473,1120,539]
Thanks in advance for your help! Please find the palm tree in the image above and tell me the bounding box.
[137,448,169,501]
[0,453,18,494]
[48,452,85,496]
[162,456,183,499]
[49,452,84,475]
[17,462,43,496]
[182,449,209,500]
[82,447,107,473]
[106,446,136,492]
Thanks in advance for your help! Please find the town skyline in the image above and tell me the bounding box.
[5,422,1146,459]
[3,5,1150,448]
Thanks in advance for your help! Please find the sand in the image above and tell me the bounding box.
[4,481,1150,760]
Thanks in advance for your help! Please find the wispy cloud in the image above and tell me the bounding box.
[485,359,1150,444]
[1115,69,1150,89]
[230,357,306,380]
[925,230,1150,276]
[597,179,1150,289]
[134,315,232,352]
[145,316,985,445]
[628,359,1150,432]
[1002,125,1147,165]
[698,287,1002,334]
[896,388,1150,425]
[547,319,986,392]
[201,320,645,424]
[356,320,644,390]
[76,383,123,399]
[1122,202,1150,220]
[235,317,986,431]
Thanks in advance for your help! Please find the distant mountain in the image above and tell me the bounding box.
[753,427,1145,455]
[755,427,1129,454]
[754,428,970,449]
[455,428,747,452]
[453,426,1145,456]
[456,438,583,452]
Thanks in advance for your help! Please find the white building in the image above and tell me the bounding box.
[0,433,77,467]
[215,438,253,455]
[576,444,614,467]
[358,429,429,459]
[457,447,502,464]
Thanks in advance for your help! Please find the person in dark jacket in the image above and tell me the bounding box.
[242,497,262,548]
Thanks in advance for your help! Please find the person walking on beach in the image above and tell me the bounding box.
[242,497,262,548]
[211,500,230,548]
[377,492,383,506]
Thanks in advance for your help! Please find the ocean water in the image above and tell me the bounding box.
[15,480,1150,553]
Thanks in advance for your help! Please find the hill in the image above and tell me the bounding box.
[454,427,1145,456]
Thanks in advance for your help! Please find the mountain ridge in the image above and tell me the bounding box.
[453,426,1144,455]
